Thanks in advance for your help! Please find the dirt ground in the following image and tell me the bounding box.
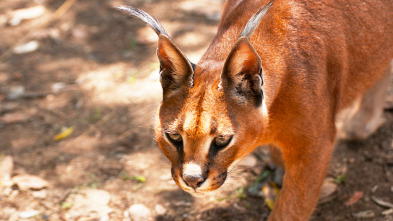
[0,0,393,220]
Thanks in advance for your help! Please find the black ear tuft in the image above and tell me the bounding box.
[116,6,194,100]
[115,6,168,36]
[240,0,273,38]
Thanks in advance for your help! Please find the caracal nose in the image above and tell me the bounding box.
[182,162,206,189]
[182,174,206,189]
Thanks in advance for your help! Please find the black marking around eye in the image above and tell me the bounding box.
[179,161,184,174]
[165,132,184,155]
[209,135,233,159]
[203,162,210,179]
[210,118,218,135]
[217,171,227,180]
[171,168,177,179]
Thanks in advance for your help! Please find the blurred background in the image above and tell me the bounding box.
[0,0,392,220]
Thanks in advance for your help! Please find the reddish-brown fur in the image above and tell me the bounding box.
[120,0,393,220]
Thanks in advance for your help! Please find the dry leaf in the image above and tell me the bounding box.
[346,191,363,206]
[54,127,74,141]
[319,177,337,203]
[262,182,280,210]
[12,174,49,190]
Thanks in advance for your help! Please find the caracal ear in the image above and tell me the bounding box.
[220,0,273,107]
[157,35,194,99]
[221,37,263,107]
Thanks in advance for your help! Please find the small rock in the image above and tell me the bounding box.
[32,189,47,199]
[128,204,151,221]
[237,154,257,168]
[12,174,49,190]
[51,82,66,92]
[13,41,40,54]
[9,6,45,26]
[154,204,166,215]
[0,156,13,186]
[7,86,25,100]
[19,210,40,218]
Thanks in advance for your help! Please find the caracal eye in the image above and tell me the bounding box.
[214,135,232,148]
[166,132,182,143]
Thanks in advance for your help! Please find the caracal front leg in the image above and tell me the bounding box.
[268,139,334,221]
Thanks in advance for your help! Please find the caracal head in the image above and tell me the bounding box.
[154,36,266,195]
[116,5,270,195]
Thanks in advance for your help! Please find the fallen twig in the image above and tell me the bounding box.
[382,208,393,216]
[54,0,78,18]
[372,196,393,209]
